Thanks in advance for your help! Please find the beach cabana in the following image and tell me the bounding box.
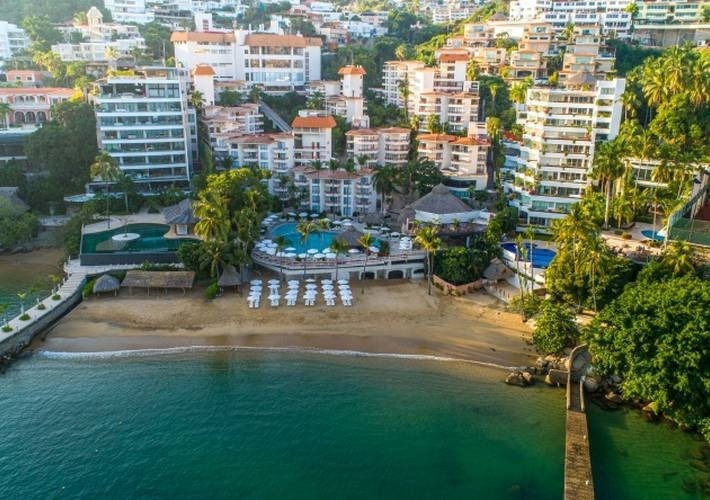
[121,270,195,295]
[162,198,199,238]
[218,265,241,293]
[93,274,121,296]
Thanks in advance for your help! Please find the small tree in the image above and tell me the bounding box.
[358,232,374,281]
[415,225,443,295]
[532,300,578,354]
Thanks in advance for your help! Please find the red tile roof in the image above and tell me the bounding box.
[192,64,216,76]
[292,115,337,128]
[170,31,235,43]
[338,65,366,76]
[245,33,322,47]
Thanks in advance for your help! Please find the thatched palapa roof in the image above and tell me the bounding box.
[163,198,198,225]
[337,227,365,247]
[93,274,121,294]
[409,184,472,215]
[121,270,195,290]
[218,265,241,287]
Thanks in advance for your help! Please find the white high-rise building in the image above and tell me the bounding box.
[171,29,322,92]
[503,77,626,229]
[324,65,369,128]
[345,127,411,168]
[0,21,28,67]
[103,0,155,24]
[94,67,195,191]
[509,0,633,38]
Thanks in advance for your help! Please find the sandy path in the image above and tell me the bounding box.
[36,281,537,368]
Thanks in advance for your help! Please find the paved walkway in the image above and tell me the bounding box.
[1,260,149,343]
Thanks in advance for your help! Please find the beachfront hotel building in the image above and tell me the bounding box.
[345,127,411,168]
[171,29,322,92]
[293,167,378,217]
[291,110,336,168]
[503,76,626,229]
[93,67,195,191]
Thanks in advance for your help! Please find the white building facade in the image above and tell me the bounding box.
[94,67,195,191]
[504,77,626,229]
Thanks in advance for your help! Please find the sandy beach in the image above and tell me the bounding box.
[35,280,537,368]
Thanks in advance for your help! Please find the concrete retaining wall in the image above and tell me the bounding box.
[80,251,179,266]
[0,279,84,362]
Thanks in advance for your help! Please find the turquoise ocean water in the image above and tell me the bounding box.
[0,350,704,499]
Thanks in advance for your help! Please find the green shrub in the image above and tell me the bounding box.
[82,278,96,298]
[532,300,578,354]
[37,303,46,310]
[19,314,30,321]
[52,294,61,301]
[206,281,219,300]
[2,325,11,332]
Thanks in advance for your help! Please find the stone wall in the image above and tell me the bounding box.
[0,280,84,363]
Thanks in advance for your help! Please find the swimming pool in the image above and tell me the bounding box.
[641,229,664,241]
[82,223,183,254]
[500,242,556,269]
[269,223,344,253]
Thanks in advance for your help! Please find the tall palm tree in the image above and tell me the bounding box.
[414,225,442,296]
[583,235,606,312]
[592,139,626,229]
[307,90,324,110]
[398,75,410,122]
[0,102,11,129]
[274,235,289,282]
[330,237,348,281]
[194,193,229,241]
[328,158,340,174]
[189,90,205,115]
[661,241,695,275]
[372,164,397,216]
[297,220,317,278]
[642,63,666,109]
[356,154,369,170]
[358,232,374,281]
[90,151,121,229]
[199,240,226,278]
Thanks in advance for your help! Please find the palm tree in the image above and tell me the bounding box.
[466,59,479,81]
[274,235,289,282]
[642,63,666,109]
[398,75,410,122]
[90,151,121,229]
[330,237,348,281]
[583,235,606,312]
[0,102,11,129]
[0,303,9,329]
[356,154,369,170]
[307,90,324,110]
[17,292,27,315]
[189,90,205,115]
[249,85,263,104]
[372,164,397,216]
[297,220,317,278]
[358,232,374,281]
[592,139,626,229]
[414,225,442,295]
[194,193,229,241]
[328,158,340,174]
[104,46,119,63]
[199,240,226,278]
[661,241,695,275]
[73,11,88,26]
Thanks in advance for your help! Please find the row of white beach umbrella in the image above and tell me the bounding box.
[248,278,353,307]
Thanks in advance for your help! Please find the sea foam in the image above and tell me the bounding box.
[33,345,519,371]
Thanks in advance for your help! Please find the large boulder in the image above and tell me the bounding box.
[583,376,600,393]
[505,371,531,387]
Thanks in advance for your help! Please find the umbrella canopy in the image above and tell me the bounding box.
[332,220,342,225]
[93,274,121,294]
[368,246,379,253]
[307,248,319,254]
[314,253,325,259]
[299,212,308,218]
[298,253,307,259]
[348,248,360,254]
[285,247,296,252]
[325,253,337,259]
[218,265,242,288]
[250,279,262,285]
[267,279,280,285]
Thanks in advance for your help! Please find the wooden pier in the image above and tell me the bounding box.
[563,345,595,500]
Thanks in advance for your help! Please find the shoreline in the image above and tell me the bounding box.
[33,281,538,368]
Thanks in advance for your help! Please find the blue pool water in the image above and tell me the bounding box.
[270,223,381,253]
[270,223,341,253]
[501,242,556,269]
[641,229,664,241]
